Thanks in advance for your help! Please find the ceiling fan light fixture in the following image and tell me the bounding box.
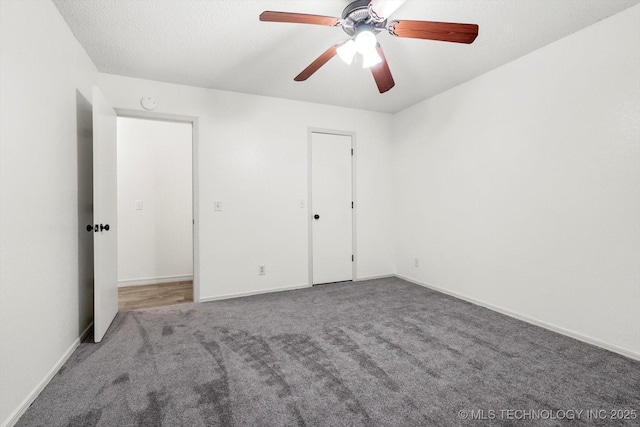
[361,48,382,68]
[354,30,377,53]
[354,30,381,68]
[337,39,357,64]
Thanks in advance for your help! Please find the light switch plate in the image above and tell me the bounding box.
[135,200,143,210]
[214,201,222,211]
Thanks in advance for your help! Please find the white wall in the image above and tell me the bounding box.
[98,74,395,300]
[0,0,98,425]
[392,5,640,357]
[117,117,193,286]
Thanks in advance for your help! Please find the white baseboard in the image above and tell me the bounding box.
[200,276,396,303]
[200,283,311,303]
[118,275,193,287]
[396,274,640,362]
[354,273,394,282]
[3,322,93,427]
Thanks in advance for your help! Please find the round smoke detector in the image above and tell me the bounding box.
[140,97,158,111]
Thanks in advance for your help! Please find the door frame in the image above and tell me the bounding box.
[307,127,357,286]
[114,108,201,302]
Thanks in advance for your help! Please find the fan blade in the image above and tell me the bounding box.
[294,44,341,82]
[368,0,407,22]
[370,44,395,93]
[260,11,340,26]
[389,20,479,44]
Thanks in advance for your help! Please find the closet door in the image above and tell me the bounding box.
[311,132,353,285]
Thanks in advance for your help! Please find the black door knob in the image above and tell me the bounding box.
[314,214,320,220]
[86,225,93,232]
[100,224,110,232]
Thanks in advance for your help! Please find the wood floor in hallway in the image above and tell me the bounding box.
[118,281,193,311]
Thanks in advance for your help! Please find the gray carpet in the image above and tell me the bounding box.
[17,278,640,426]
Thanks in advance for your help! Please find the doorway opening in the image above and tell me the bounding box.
[308,130,356,286]
[116,116,194,311]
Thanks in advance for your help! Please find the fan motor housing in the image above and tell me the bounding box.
[341,0,386,36]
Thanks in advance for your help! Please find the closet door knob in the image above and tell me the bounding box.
[100,224,110,232]
[86,225,94,232]
[314,214,320,220]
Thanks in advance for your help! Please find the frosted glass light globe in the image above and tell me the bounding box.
[355,31,377,53]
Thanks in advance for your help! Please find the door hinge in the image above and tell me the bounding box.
[351,201,354,209]
[351,148,353,156]
[352,254,354,262]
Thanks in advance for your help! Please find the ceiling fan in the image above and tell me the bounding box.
[260,0,479,93]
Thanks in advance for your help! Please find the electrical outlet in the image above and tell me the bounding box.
[214,201,222,211]
[135,200,143,210]
[414,258,419,267]
[258,265,266,275]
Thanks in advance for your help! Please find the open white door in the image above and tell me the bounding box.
[311,132,353,285]
[92,86,118,342]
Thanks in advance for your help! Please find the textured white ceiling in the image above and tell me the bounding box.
[53,0,639,113]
